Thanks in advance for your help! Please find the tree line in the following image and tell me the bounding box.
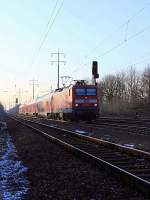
[98,65,150,114]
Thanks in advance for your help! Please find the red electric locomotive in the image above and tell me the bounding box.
[49,80,99,120]
[19,80,99,120]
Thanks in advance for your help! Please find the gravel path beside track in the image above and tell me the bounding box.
[6,118,149,200]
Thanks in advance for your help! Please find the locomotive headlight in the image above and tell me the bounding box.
[94,103,97,106]
[75,104,79,107]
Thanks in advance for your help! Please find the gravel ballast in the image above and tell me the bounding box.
[33,117,150,152]
[6,118,149,200]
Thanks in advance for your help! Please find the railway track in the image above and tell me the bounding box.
[97,117,150,126]
[23,115,150,137]
[11,115,150,197]
[17,115,150,152]
[91,121,150,135]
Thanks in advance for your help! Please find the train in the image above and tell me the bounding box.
[19,80,99,121]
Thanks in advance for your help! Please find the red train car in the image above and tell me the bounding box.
[19,81,99,120]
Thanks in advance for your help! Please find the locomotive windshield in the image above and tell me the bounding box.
[75,89,86,96]
[86,88,96,96]
[75,88,96,96]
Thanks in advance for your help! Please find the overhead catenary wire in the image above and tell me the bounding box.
[123,52,150,68]
[37,0,64,54]
[31,0,60,65]
[128,57,150,68]
[70,1,150,77]
[97,24,150,58]
[134,57,150,66]
[71,23,150,76]
[85,1,150,58]
[44,0,60,32]
[31,0,64,66]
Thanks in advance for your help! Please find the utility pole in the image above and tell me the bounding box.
[51,48,66,89]
[29,79,39,100]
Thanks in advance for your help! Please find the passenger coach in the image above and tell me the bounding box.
[19,80,99,121]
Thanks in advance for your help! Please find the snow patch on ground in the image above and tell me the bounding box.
[123,143,135,148]
[75,129,88,135]
[49,125,56,128]
[0,130,29,200]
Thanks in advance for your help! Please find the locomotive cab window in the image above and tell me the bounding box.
[75,88,85,96]
[86,88,96,96]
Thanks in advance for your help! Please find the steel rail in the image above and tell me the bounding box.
[95,118,150,129]
[25,115,150,136]
[11,116,150,197]
[93,121,150,130]
[20,116,150,159]
[98,117,150,123]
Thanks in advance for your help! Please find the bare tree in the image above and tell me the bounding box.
[98,64,150,114]
[101,75,117,103]
[114,72,126,101]
[142,65,150,103]
[126,67,141,103]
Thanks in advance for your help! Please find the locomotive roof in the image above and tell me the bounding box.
[19,82,97,107]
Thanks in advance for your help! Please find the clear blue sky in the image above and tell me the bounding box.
[0,0,150,106]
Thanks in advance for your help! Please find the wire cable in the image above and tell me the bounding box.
[38,0,64,53]
[71,24,150,76]
[85,1,150,58]
[125,52,150,68]
[70,1,150,77]
[31,0,60,66]
[31,0,64,66]
[97,24,150,58]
